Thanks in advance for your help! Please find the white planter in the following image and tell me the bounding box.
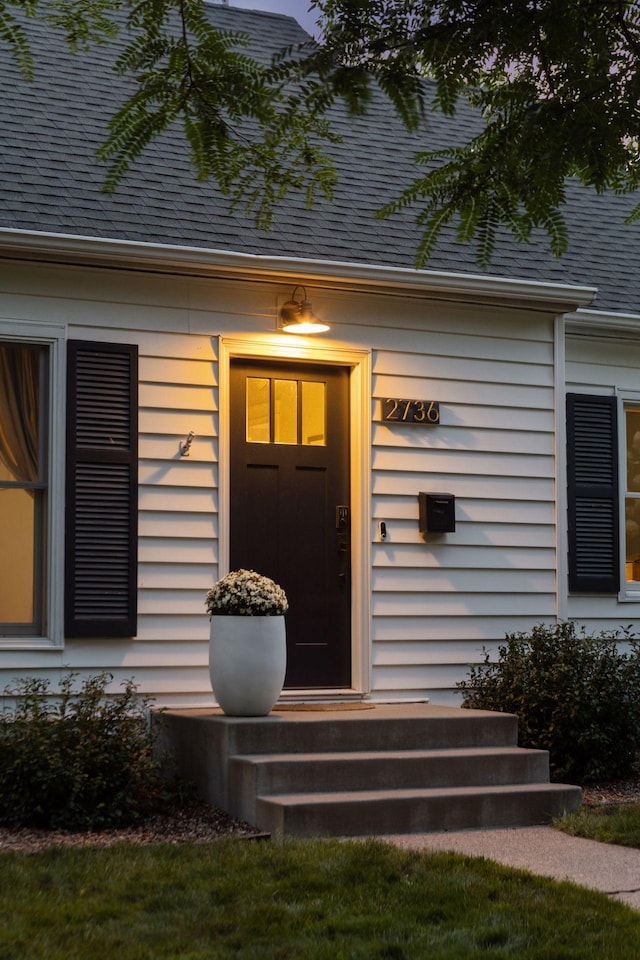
[208,615,286,716]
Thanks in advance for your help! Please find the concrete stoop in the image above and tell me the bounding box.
[155,703,582,837]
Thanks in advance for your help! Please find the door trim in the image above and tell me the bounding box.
[219,336,371,696]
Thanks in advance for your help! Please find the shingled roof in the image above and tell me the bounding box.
[1,2,639,313]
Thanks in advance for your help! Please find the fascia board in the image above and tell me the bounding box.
[567,308,640,338]
[0,228,598,311]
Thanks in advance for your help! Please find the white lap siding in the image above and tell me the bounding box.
[0,263,220,705]
[368,305,558,705]
[0,259,561,707]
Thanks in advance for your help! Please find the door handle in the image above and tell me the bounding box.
[336,505,350,531]
[336,505,350,585]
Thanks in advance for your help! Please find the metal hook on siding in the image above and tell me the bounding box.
[180,431,195,457]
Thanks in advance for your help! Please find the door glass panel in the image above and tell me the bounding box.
[301,380,326,445]
[274,379,297,445]
[246,377,270,443]
[246,375,327,446]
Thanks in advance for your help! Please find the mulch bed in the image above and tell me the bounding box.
[2,777,640,853]
[581,777,640,807]
[0,800,260,853]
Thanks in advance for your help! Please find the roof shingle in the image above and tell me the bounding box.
[1,2,638,312]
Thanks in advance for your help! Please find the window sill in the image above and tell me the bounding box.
[618,589,640,602]
[0,637,63,650]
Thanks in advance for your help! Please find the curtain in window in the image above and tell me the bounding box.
[0,344,39,483]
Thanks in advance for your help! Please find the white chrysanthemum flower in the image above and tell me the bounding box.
[205,569,288,617]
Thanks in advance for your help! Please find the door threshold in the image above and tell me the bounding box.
[278,690,367,704]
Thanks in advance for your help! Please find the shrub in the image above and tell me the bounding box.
[0,671,163,830]
[457,621,640,784]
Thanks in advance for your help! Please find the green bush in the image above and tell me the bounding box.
[457,621,640,784]
[0,671,163,830]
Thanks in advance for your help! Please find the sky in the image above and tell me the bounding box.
[226,1,320,37]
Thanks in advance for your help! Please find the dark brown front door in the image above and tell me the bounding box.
[229,359,351,688]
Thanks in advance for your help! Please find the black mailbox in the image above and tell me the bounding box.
[419,492,456,534]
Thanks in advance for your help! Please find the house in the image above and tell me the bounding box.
[1,2,638,711]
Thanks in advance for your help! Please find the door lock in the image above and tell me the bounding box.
[336,505,350,531]
[336,505,351,580]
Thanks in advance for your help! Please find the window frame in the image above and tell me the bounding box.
[0,321,65,649]
[0,343,48,635]
[618,390,640,601]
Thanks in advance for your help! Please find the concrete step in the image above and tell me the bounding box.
[157,705,519,766]
[155,705,582,836]
[255,783,583,837]
[228,747,551,825]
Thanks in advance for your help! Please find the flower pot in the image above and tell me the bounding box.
[209,615,286,716]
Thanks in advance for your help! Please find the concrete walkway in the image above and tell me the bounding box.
[381,826,640,911]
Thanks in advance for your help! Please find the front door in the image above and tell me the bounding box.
[229,359,351,688]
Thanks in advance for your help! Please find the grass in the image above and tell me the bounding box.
[555,802,640,849]
[1,837,639,959]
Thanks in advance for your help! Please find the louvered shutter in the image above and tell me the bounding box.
[65,341,138,637]
[566,393,619,593]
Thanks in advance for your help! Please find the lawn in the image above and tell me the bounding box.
[556,802,640,849]
[1,837,639,959]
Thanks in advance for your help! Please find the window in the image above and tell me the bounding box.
[624,405,640,589]
[0,333,138,646]
[0,342,48,635]
[565,392,640,597]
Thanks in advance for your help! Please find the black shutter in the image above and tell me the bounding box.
[65,341,138,637]
[566,393,619,593]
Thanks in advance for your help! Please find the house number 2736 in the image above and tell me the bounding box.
[383,398,440,424]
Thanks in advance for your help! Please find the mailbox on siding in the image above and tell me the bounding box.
[418,492,456,534]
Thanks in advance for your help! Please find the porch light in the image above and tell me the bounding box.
[279,285,329,334]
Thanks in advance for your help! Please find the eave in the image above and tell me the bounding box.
[566,308,640,339]
[0,228,598,312]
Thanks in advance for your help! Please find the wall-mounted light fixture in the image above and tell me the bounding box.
[278,285,329,334]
